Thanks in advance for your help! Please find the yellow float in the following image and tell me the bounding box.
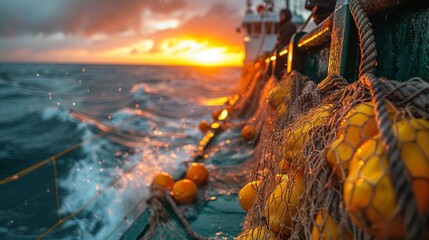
[311,209,352,240]
[285,104,332,165]
[238,180,261,212]
[344,118,429,239]
[326,102,396,180]
[267,84,291,110]
[264,174,304,236]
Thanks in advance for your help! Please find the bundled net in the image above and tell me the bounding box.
[236,0,429,239]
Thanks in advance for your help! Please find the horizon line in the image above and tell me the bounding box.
[0,60,243,68]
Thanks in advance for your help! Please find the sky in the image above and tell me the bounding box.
[0,0,296,66]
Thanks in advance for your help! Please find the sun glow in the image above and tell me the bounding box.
[47,38,243,67]
[155,39,243,66]
[195,48,224,65]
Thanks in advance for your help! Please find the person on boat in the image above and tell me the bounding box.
[305,0,337,25]
[277,9,296,50]
[274,8,296,79]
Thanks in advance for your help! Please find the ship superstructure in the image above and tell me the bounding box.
[241,0,279,64]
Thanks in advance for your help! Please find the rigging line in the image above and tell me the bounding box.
[52,157,61,221]
[299,5,318,32]
[36,154,145,239]
[0,114,135,185]
[7,189,50,212]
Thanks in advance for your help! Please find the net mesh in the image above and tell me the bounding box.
[236,71,429,239]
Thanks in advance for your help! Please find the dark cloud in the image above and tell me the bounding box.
[0,0,187,37]
[0,0,247,64]
[150,3,243,52]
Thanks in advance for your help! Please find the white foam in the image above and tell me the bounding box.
[58,119,195,239]
[41,107,74,122]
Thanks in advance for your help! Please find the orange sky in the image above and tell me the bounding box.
[0,0,259,67]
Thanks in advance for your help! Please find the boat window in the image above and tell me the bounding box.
[255,22,262,34]
[244,23,252,35]
[265,22,272,34]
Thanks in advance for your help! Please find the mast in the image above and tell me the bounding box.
[246,0,253,14]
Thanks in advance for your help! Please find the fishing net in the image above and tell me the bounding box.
[236,0,429,239]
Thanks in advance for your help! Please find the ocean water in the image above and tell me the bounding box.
[0,63,246,239]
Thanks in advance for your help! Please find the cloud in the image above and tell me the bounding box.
[150,3,243,52]
[0,0,246,65]
[129,48,139,55]
[0,0,187,37]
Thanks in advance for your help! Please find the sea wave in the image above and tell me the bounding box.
[0,63,241,239]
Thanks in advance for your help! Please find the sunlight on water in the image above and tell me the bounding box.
[201,96,229,106]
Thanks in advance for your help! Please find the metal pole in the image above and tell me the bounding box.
[246,0,252,14]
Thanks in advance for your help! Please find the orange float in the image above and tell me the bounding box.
[241,125,256,141]
[172,179,198,204]
[151,172,175,191]
[186,163,209,186]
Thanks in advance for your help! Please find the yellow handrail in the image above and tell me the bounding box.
[0,112,140,239]
[36,155,143,239]
[0,130,109,185]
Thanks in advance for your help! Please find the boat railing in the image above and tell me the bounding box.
[264,0,428,83]
[0,116,149,239]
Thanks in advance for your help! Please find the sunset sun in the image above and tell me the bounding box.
[195,48,224,66]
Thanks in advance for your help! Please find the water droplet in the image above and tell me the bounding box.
[36,73,39,77]
[47,189,50,193]
[82,68,86,72]
[10,220,14,224]
[72,102,76,106]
